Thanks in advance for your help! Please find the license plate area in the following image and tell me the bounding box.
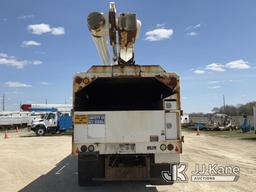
[119,144,135,153]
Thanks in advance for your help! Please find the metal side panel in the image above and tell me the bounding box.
[74,111,165,144]
[87,114,106,138]
[105,111,164,143]
[74,124,87,143]
[165,112,178,140]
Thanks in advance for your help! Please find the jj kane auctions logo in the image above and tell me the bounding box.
[162,163,240,183]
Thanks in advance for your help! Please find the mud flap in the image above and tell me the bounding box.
[78,152,105,186]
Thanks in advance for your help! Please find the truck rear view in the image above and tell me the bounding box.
[72,2,183,186]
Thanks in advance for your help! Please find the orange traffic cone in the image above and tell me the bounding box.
[196,127,200,136]
[4,130,9,139]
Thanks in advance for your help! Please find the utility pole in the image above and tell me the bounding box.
[45,98,48,104]
[2,94,5,112]
[223,94,226,113]
[20,101,22,112]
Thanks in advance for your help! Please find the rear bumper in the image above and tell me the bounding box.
[75,142,181,164]
[74,140,182,155]
[78,152,175,181]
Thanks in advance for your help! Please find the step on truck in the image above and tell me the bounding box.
[72,2,183,185]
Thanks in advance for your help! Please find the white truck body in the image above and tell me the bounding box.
[73,65,183,184]
[0,112,31,128]
[74,110,181,163]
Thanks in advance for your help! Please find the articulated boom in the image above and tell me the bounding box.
[87,2,141,65]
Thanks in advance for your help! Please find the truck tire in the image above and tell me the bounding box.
[35,126,46,136]
[78,152,104,186]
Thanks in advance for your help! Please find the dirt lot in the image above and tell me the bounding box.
[0,129,255,192]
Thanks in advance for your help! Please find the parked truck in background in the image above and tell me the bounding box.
[0,112,31,129]
[72,2,183,185]
[31,110,72,136]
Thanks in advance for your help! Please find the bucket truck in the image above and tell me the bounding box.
[72,2,183,185]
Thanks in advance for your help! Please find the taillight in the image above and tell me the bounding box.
[88,145,95,152]
[75,147,79,154]
[75,76,82,84]
[80,145,87,152]
[160,144,167,151]
[167,144,174,151]
[175,146,179,152]
[83,78,90,85]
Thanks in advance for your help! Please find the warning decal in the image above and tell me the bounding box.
[74,114,88,124]
[88,114,105,124]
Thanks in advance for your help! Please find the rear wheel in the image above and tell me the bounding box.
[35,126,45,136]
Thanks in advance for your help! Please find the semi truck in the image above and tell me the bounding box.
[72,2,183,185]
[31,110,72,136]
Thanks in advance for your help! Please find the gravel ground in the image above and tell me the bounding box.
[0,129,255,192]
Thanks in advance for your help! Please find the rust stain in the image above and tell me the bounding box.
[141,66,160,71]
[155,75,178,90]
[74,75,96,93]
[88,65,165,76]
[89,65,110,73]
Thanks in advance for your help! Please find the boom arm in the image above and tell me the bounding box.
[87,2,141,65]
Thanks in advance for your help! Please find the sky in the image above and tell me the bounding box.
[0,0,256,113]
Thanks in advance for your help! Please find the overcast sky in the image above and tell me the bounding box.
[0,0,255,113]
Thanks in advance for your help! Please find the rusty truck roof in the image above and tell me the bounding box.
[75,65,179,78]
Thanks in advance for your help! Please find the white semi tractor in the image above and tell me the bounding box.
[72,2,183,185]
